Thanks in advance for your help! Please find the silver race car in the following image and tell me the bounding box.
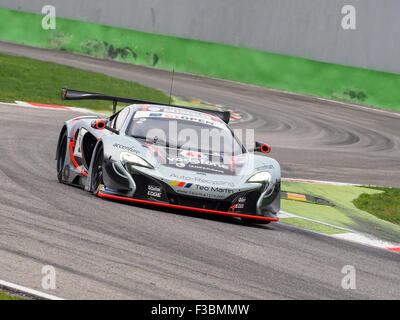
[56,88,281,224]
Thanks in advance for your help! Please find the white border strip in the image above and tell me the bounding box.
[331,233,400,250]
[278,211,400,253]
[0,279,65,300]
[282,177,361,186]
[14,101,97,114]
[278,210,355,233]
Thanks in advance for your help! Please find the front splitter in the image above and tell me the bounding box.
[98,191,279,222]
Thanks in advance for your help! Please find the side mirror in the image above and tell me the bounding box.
[254,141,271,153]
[91,119,107,130]
[91,119,119,134]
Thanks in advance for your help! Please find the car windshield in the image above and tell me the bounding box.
[127,116,244,155]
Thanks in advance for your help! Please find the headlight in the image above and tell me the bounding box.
[120,152,153,169]
[247,171,272,183]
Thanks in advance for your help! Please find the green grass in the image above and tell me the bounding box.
[281,217,347,235]
[0,291,22,300]
[353,187,400,226]
[281,181,400,242]
[0,52,170,112]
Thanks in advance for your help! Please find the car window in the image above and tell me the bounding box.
[111,107,130,130]
[127,117,244,155]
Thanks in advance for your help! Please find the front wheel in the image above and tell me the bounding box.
[90,144,104,195]
[56,130,68,183]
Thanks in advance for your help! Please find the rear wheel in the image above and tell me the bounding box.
[56,130,68,183]
[90,144,104,194]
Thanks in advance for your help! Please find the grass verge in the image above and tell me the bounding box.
[353,187,400,226]
[281,181,400,242]
[0,52,170,112]
[0,52,221,114]
[281,217,346,235]
[0,291,22,300]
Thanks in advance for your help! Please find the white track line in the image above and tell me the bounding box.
[332,233,400,251]
[0,279,64,300]
[278,211,400,253]
[14,101,97,114]
[278,210,355,233]
[282,178,361,186]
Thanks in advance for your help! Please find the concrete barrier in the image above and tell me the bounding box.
[0,8,400,111]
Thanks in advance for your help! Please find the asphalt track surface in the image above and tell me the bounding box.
[0,41,400,299]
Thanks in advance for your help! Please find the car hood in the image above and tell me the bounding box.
[152,146,245,176]
[103,136,280,200]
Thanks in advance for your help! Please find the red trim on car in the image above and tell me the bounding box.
[69,142,88,177]
[69,129,88,177]
[98,191,279,222]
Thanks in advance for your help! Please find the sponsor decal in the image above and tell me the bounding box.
[234,203,245,209]
[170,179,233,199]
[195,185,233,194]
[149,106,209,118]
[185,165,225,174]
[173,189,232,200]
[256,164,274,170]
[148,185,161,192]
[113,143,139,154]
[148,106,161,112]
[148,191,162,198]
[231,197,246,211]
[133,111,225,128]
[180,150,207,160]
[99,184,120,195]
[170,181,193,188]
[169,173,235,188]
[176,162,186,168]
[167,157,229,170]
[147,185,162,198]
[232,196,246,211]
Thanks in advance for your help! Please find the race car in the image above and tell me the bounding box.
[56,88,281,224]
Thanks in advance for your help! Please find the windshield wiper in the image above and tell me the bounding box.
[153,139,178,149]
[130,135,147,140]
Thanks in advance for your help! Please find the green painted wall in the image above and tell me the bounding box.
[1,8,400,111]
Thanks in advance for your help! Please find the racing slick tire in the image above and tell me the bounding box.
[56,129,68,183]
[90,143,104,195]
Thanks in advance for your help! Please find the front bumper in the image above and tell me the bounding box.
[97,189,279,222]
[101,159,280,221]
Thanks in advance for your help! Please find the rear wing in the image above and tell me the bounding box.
[61,88,230,124]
